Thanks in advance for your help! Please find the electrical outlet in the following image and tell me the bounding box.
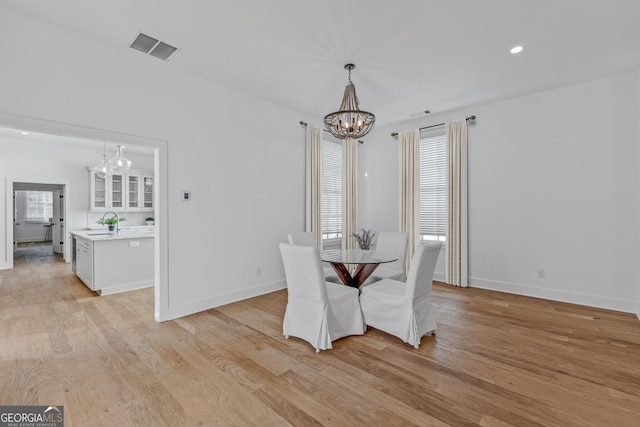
[537,269,545,279]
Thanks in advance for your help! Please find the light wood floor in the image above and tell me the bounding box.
[1,244,639,426]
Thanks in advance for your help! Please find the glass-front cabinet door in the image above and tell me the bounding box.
[93,174,106,209]
[128,175,139,209]
[90,170,153,211]
[143,176,153,209]
[111,174,124,209]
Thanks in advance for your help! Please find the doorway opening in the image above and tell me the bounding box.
[0,112,168,321]
[13,183,66,263]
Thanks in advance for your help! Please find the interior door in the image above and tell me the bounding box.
[52,189,62,254]
[12,190,17,254]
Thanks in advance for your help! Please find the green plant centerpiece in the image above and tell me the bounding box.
[96,216,126,226]
[145,217,155,225]
[96,215,126,231]
[352,228,375,250]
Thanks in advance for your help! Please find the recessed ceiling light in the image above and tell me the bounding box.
[20,131,29,135]
[510,45,524,54]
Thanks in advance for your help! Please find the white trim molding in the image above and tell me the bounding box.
[159,280,286,322]
[469,277,638,314]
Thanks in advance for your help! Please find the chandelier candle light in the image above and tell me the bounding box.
[324,63,375,140]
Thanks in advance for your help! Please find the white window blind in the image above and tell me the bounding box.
[25,191,53,222]
[322,139,342,240]
[419,132,447,241]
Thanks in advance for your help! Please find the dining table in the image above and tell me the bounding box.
[321,249,398,288]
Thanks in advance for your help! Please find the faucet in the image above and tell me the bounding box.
[102,211,120,234]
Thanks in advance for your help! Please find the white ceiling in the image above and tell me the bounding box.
[2,0,640,130]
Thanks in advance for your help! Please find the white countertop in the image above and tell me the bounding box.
[70,229,155,241]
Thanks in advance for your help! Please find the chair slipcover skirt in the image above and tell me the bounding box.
[360,283,436,347]
[280,243,364,352]
[360,242,441,348]
[283,283,364,351]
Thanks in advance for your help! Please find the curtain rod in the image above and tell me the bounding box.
[300,121,364,144]
[390,115,476,137]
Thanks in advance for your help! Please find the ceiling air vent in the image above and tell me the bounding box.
[130,33,178,61]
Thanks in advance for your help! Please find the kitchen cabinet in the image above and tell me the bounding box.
[126,172,154,211]
[70,230,155,295]
[74,236,94,290]
[90,170,153,212]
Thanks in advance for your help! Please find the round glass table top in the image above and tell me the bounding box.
[321,249,397,265]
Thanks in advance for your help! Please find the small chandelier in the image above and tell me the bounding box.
[93,142,113,179]
[324,63,375,140]
[92,143,133,177]
[110,145,132,174]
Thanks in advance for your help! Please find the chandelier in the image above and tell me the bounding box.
[110,145,132,174]
[92,144,132,178]
[324,63,375,140]
[93,142,112,179]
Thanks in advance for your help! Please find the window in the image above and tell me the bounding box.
[24,191,53,222]
[321,139,342,240]
[419,131,447,242]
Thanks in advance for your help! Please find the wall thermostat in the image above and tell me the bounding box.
[182,191,191,201]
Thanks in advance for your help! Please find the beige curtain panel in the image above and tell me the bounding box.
[305,125,323,250]
[446,120,468,287]
[342,138,359,251]
[398,129,421,273]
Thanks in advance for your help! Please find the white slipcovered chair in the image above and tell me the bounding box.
[279,243,365,352]
[287,232,339,282]
[366,231,409,283]
[360,242,441,349]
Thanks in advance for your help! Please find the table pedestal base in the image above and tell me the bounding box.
[330,262,380,288]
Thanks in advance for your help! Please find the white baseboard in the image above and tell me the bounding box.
[434,272,445,282]
[157,279,286,322]
[468,277,637,314]
[98,280,154,296]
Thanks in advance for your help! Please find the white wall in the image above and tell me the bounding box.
[362,71,640,314]
[0,9,307,320]
[638,68,640,321]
